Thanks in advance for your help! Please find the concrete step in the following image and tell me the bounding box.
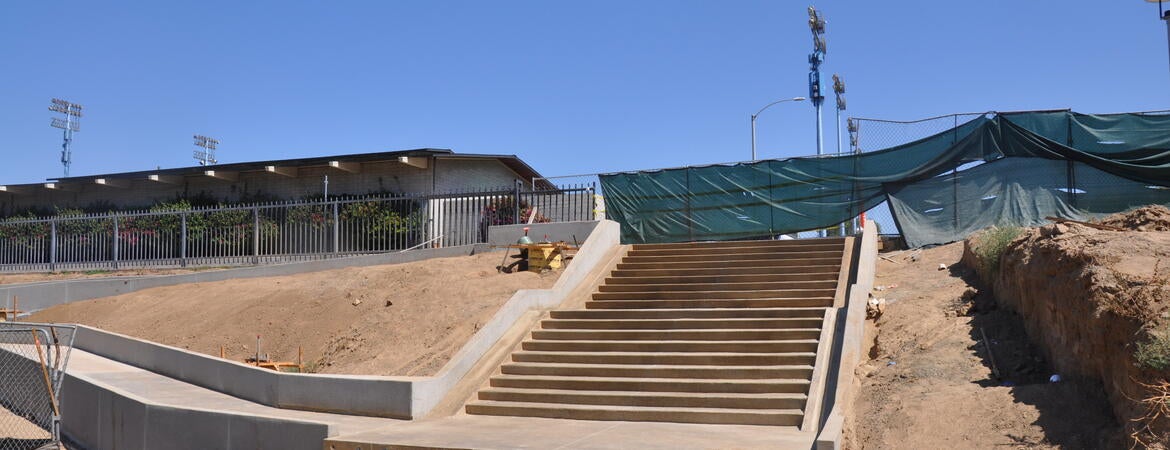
[597,280,838,293]
[511,351,818,366]
[540,317,825,330]
[633,238,845,251]
[610,264,841,278]
[550,307,828,320]
[529,329,821,342]
[465,400,805,426]
[626,243,843,257]
[520,339,820,353]
[585,298,834,309]
[603,272,840,285]
[488,375,811,394]
[616,258,841,271]
[621,251,842,264]
[477,388,809,410]
[592,289,835,301]
[499,362,814,380]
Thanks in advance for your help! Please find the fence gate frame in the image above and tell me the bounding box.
[0,323,75,450]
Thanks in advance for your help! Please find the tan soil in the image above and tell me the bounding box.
[1098,205,1170,232]
[27,252,558,376]
[848,242,1121,449]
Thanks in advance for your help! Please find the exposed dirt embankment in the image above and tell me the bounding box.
[29,252,558,377]
[849,243,1118,449]
[968,206,1170,445]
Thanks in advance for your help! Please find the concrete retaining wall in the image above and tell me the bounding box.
[62,372,333,450]
[815,221,878,450]
[67,220,618,419]
[2,244,492,313]
[486,221,599,247]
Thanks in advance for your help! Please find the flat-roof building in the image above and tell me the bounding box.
[0,148,549,215]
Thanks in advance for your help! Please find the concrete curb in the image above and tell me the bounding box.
[66,220,619,420]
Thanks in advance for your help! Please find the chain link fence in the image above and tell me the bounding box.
[848,113,988,236]
[0,323,74,450]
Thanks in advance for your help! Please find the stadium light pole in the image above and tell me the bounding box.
[48,98,83,178]
[808,6,827,156]
[1147,0,1170,75]
[751,97,807,161]
[193,135,220,166]
[833,74,847,155]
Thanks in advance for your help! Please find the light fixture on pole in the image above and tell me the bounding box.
[193,135,220,166]
[833,74,846,155]
[808,6,827,156]
[751,97,807,161]
[48,98,83,178]
[1147,0,1170,74]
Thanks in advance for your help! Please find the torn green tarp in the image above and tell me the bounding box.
[600,110,1170,245]
[887,157,1170,248]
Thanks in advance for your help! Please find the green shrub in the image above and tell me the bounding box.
[1136,325,1170,371]
[975,225,1022,275]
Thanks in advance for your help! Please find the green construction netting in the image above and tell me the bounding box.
[599,110,1170,245]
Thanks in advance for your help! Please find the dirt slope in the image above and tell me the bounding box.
[987,207,1170,446]
[848,242,1120,449]
[28,252,557,376]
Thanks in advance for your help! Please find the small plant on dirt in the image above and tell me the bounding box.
[1135,325,1170,371]
[975,225,1022,275]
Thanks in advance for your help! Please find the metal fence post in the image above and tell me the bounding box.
[590,182,597,221]
[332,201,340,254]
[180,213,188,267]
[49,220,57,271]
[252,206,260,265]
[112,216,120,270]
[513,180,522,224]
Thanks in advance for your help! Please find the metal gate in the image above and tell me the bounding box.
[0,323,74,450]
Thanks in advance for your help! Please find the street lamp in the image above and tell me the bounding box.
[751,97,807,161]
[1147,0,1170,74]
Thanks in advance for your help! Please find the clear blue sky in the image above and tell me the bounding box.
[1,1,1167,185]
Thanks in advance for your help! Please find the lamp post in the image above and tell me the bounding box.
[751,97,806,161]
[1147,0,1170,74]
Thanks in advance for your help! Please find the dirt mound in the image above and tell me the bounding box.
[848,243,1120,449]
[1098,205,1170,232]
[972,218,1170,446]
[28,252,558,376]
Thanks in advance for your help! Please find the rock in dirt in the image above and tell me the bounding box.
[867,296,886,319]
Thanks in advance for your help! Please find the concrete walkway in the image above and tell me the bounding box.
[325,415,815,450]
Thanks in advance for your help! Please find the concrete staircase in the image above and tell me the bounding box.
[465,238,850,428]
